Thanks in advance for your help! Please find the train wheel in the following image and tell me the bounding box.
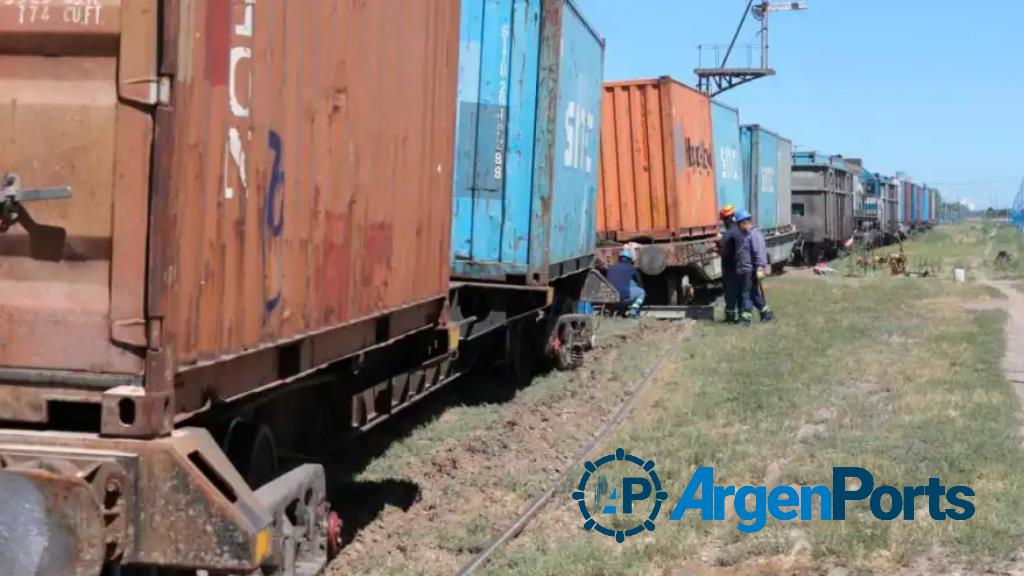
[224,419,279,489]
[551,315,589,371]
[667,273,693,306]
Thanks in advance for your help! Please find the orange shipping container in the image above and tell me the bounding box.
[599,77,718,241]
[0,0,459,423]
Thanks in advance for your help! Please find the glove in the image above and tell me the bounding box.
[756,268,766,280]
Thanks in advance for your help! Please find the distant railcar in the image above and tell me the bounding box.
[741,124,800,270]
[791,152,856,262]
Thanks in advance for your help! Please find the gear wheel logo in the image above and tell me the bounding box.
[572,448,669,542]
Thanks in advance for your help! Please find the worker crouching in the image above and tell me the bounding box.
[605,250,646,317]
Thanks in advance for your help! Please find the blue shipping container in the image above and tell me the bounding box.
[910,184,920,222]
[741,125,781,230]
[452,0,604,284]
[711,101,746,215]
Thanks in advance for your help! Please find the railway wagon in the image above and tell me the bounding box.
[901,180,916,225]
[450,0,604,371]
[921,185,932,227]
[0,1,461,574]
[846,160,883,247]
[877,174,900,241]
[903,181,926,230]
[597,76,720,304]
[927,187,939,225]
[893,174,906,237]
[740,124,800,270]
[791,152,856,262]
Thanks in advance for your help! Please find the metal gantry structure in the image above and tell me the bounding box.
[695,1,807,97]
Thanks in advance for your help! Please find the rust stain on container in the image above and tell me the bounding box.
[0,0,460,417]
[598,77,718,242]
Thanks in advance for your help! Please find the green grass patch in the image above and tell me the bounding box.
[488,254,1024,574]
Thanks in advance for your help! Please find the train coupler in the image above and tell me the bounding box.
[0,427,275,575]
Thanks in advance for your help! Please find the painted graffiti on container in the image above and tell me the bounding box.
[685,137,713,172]
[264,130,285,315]
[5,0,103,26]
[564,101,595,173]
[224,0,254,200]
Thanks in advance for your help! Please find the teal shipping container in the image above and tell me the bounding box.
[741,125,791,231]
[452,0,604,284]
[924,187,934,223]
[711,101,745,214]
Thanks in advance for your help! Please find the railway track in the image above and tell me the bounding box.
[456,322,694,575]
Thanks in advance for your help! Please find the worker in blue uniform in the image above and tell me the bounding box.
[748,223,776,322]
[733,210,756,326]
[605,250,645,317]
[717,205,744,323]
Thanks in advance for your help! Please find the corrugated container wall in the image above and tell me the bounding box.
[599,77,718,241]
[741,125,791,231]
[777,137,793,228]
[897,174,905,223]
[921,185,930,223]
[917,183,925,222]
[0,1,460,400]
[452,0,604,283]
[902,182,914,223]
[711,101,745,215]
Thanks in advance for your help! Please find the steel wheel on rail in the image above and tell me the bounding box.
[223,418,279,489]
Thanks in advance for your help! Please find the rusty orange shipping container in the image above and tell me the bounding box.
[0,1,459,572]
[599,76,719,241]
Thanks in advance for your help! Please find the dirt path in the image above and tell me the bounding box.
[986,281,1024,389]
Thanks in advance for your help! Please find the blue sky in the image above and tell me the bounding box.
[577,0,1023,208]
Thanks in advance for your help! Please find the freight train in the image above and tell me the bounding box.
[0,0,602,574]
[0,1,943,574]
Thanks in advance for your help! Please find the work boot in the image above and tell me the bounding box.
[760,308,775,322]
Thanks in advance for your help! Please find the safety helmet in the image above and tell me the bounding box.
[735,209,753,223]
[719,204,736,221]
[618,249,634,261]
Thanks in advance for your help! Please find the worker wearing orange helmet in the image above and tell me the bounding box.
[717,204,743,323]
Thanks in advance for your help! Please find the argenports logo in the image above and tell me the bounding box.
[573,448,669,542]
[575,450,976,540]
